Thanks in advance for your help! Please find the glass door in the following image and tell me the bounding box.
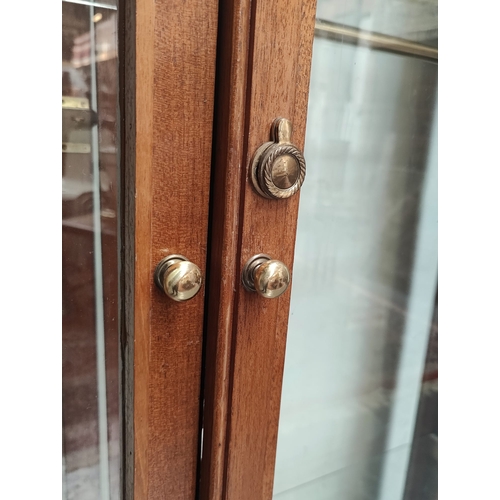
[62,0,219,498]
[62,2,120,498]
[272,1,437,499]
[61,0,437,497]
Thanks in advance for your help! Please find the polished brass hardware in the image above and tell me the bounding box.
[62,96,90,110]
[242,254,290,299]
[251,118,306,200]
[154,255,203,302]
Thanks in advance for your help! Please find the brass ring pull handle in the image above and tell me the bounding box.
[154,255,203,302]
[242,254,291,299]
[250,118,306,199]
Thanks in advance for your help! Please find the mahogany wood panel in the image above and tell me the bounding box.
[121,0,218,498]
[200,1,317,499]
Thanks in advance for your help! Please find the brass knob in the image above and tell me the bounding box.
[154,255,202,302]
[242,254,290,299]
[250,118,306,200]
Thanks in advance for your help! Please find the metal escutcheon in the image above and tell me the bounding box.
[154,255,203,302]
[242,254,290,299]
[250,118,306,200]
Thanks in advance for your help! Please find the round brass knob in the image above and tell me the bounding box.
[154,255,202,302]
[250,118,306,200]
[242,254,290,299]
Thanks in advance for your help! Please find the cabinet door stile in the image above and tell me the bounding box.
[200,1,317,499]
[121,0,219,498]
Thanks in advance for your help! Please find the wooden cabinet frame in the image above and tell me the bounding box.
[120,0,317,498]
[200,1,317,499]
[121,0,219,498]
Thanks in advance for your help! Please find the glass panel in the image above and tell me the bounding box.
[62,1,120,498]
[316,0,437,46]
[272,6,437,500]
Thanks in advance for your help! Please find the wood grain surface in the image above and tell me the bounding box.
[200,0,317,499]
[121,0,218,498]
[199,0,253,498]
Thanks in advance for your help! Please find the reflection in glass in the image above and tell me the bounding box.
[316,0,437,46]
[273,11,437,500]
[62,2,119,499]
